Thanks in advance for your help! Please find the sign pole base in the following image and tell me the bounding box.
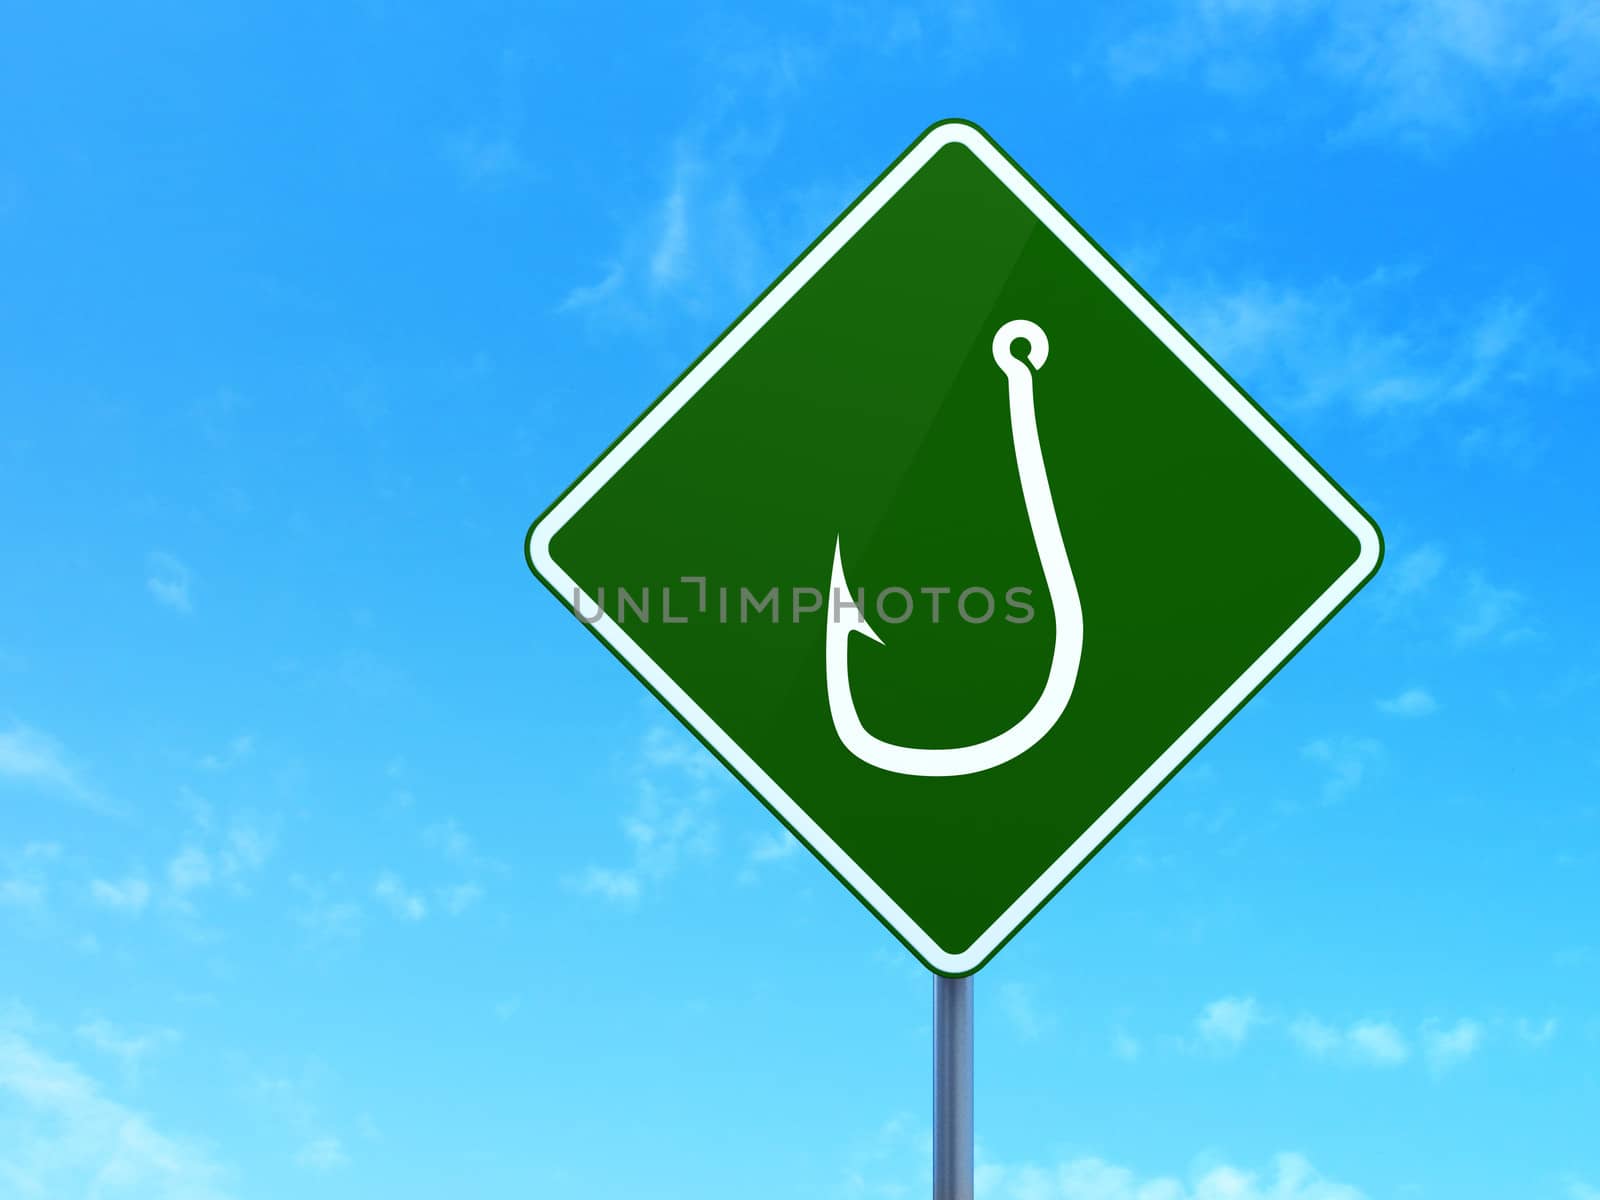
[933,973,973,1200]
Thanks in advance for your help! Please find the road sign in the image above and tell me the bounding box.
[526,119,1382,976]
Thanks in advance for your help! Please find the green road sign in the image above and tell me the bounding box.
[526,120,1382,975]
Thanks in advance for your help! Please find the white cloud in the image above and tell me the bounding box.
[196,735,253,772]
[571,726,720,905]
[437,882,483,916]
[1452,570,1532,645]
[163,814,273,910]
[167,847,213,895]
[1105,0,1600,141]
[1377,687,1438,717]
[422,820,476,866]
[840,1112,925,1198]
[75,1019,178,1081]
[0,724,102,809]
[975,1151,1364,1200]
[649,152,695,287]
[412,823,493,915]
[739,828,801,884]
[1421,1018,1483,1070]
[1287,1016,1341,1057]
[1323,0,1600,138]
[1569,1179,1600,1200]
[1165,1005,1551,1070]
[556,124,781,324]
[1301,737,1383,802]
[420,818,498,879]
[572,865,642,904]
[147,552,193,614]
[294,1136,347,1172]
[373,873,426,921]
[0,1024,232,1198]
[1,843,59,912]
[298,899,360,940]
[557,264,624,313]
[443,49,529,186]
[624,778,715,874]
[1290,1016,1411,1066]
[252,1073,347,1177]
[1163,272,1571,437]
[558,11,1001,327]
[1514,1016,1558,1047]
[748,829,799,865]
[1112,1029,1142,1062]
[218,822,273,879]
[1196,996,1261,1050]
[1374,543,1536,649]
[1345,1021,1411,1066]
[290,876,362,941]
[998,982,1051,1041]
[1388,544,1447,598]
[90,876,152,915]
[639,724,719,779]
[0,877,45,909]
[445,133,525,184]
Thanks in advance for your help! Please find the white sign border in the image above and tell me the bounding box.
[528,120,1383,976]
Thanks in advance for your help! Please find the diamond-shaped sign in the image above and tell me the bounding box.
[526,120,1382,975]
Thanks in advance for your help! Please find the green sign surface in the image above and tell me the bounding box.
[526,120,1382,975]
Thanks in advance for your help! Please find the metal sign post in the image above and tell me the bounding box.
[933,974,974,1200]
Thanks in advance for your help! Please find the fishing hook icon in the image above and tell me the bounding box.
[825,319,1083,777]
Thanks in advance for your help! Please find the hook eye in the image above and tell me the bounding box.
[992,318,1049,372]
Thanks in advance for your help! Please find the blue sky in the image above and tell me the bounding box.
[2,2,1598,1198]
